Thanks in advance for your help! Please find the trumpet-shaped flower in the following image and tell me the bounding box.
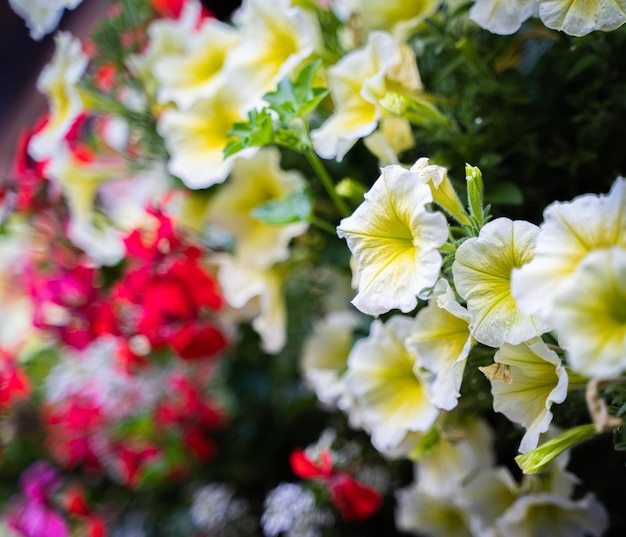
[344,315,439,452]
[406,279,473,410]
[511,177,626,319]
[480,338,568,453]
[225,0,320,103]
[207,147,308,268]
[29,32,88,161]
[337,165,448,316]
[312,31,422,160]
[538,0,626,37]
[551,247,626,377]
[216,255,287,354]
[154,19,239,109]
[453,218,550,347]
[300,310,361,410]
[8,0,83,41]
[157,88,254,189]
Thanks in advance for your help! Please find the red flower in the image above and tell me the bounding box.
[328,475,383,522]
[0,351,30,409]
[289,448,383,522]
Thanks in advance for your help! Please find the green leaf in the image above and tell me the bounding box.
[224,108,275,158]
[264,60,329,124]
[251,188,314,226]
[486,181,524,206]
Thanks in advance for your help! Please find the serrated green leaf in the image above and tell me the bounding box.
[224,108,275,158]
[251,189,313,226]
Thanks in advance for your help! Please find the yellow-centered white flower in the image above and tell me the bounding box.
[312,31,422,161]
[337,165,448,316]
[480,338,568,453]
[157,88,255,189]
[511,177,626,320]
[29,32,88,161]
[453,217,549,347]
[154,19,239,109]
[407,279,473,411]
[538,0,626,37]
[551,247,626,377]
[207,147,308,269]
[8,0,83,40]
[344,315,439,452]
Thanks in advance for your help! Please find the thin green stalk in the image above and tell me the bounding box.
[310,216,338,235]
[304,149,351,218]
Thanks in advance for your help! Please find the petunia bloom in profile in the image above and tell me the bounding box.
[512,177,626,320]
[337,165,448,316]
[453,217,550,348]
[344,315,439,452]
[406,279,473,411]
[8,0,83,41]
[480,338,568,453]
[551,247,626,377]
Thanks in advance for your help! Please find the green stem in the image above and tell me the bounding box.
[305,149,351,218]
[310,216,337,235]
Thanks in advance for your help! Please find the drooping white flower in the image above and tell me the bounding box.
[8,0,83,40]
[480,338,568,453]
[300,310,362,410]
[154,19,239,109]
[207,147,308,268]
[538,0,626,37]
[157,88,255,189]
[337,165,448,316]
[551,247,626,377]
[216,255,287,355]
[312,31,422,160]
[406,279,473,411]
[29,32,88,160]
[512,177,626,319]
[469,0,539,35]
[344,315,440,451]
[225,0,320,103]
[453,217,550,347]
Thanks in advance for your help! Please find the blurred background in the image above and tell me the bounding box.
[0,0,241,177]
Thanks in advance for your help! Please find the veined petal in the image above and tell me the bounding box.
[482,338,568,453]
[337,165,448,316]
[453,218,549,347]
[552,247,626,377]
[539,0,626,36]
[511,177,626,319]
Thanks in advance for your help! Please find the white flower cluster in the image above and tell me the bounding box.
[261,483,334,537]
[190,484,255,537]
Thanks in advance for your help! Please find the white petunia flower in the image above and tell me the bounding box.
[344,315,440,452]
[337,165,448,316]
[154,19,239,109]
[406,279,473,411]
[226,0,320,103]
[538,0,626,37]
[29,32,88,160]
[512,177,626,320]
[552,247,626,377]
[207,147,308,268]
[8,0,83,40]
[312,31,422,160]
[300,310,361,410]
[495,492,608,537]
[480,338,568,453]
[453,217,550,347]
[157,88,255,189]
[216,255,287,354]
[469,0,539,35]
